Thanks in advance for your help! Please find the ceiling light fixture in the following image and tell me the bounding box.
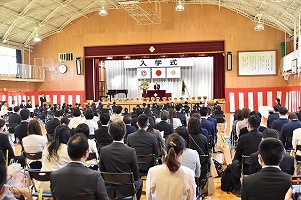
[99,6,108,16]
[176,1,184,11]
[254,22,264,31]
[33,34,42,42]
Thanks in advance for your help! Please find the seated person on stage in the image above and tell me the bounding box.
[99,120,142,200]
[249,128,294,175]
[154,81,160,90]
[50,133,109,200]
[241,138,291,200]
[146,134,196,200]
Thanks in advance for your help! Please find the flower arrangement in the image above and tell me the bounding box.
[139,80,149,92]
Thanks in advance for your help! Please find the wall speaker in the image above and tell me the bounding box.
[227,52,232,71]
[76,57,82,75]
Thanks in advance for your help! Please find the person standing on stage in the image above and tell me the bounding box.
[154,81,160,90]
[40,93,47,106]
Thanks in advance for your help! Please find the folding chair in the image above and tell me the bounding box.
[241,155,250,177]
[101,172,136,200]
[27,169,52,198]
[136,154,156,177]
[23,152,43,169]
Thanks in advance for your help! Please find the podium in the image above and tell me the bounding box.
[142,90,172,100]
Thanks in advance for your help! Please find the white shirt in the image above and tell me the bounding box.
[236,118,248,137]
[41,143,70,171]
[85,139,99,167]
[84,119,98,135]
[146,164,196,200]
[22,134,47,153]
[168,118,182,130]
[178,148,201,178]
[293,128,301,156]
[69,116,85,129]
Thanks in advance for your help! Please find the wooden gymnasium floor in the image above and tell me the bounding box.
[14,113,241,200]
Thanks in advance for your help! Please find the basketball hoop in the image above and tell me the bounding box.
[282,72,292,81]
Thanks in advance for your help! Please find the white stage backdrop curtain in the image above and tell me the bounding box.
[105,57,213,99]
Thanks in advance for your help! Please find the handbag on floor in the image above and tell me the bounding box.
[203,173,215,196]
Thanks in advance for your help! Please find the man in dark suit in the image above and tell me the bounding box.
[153,81,160,90]
[176,104,186,126]
[40,93,46,106]
[45,110,61,135]
[123,114,137,144]
[239,111,266,137]
[94,113,113,145]
[241,138,291,200]
[271,107,289,134]
[200,107,216,146]
[128,114,158,172]
[267,105,280,128]
[15,108,30,143]
[26,100,32,108]
[153,110,173,138]
[7,106,21,132]
[50,133,109,200]
[280,113,301,150]
[99,120,142,200]
[249,128,294,175]
[0,119,15,161]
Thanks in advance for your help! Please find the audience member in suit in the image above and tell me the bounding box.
[200,107,216,146]
[40,93,47,106]
[153,110,173,138]
[176,104,186,127]
[94,113,113,146]
[26,100,32,108]
[271,107,289,134]
[280,113,301,150]
[131,108,143,129]
[127,114,158,172]
[45,110,62,135]
[144,108,156,128]
[267,105,280,128]
[146,134,196,200]
[99,120,142,199]
[234,115,263,175]
[207,107,217,129]
[187,117,209,179]
[123,115,137,144]
[50,133,109,200]
[0,119,15,161]
[239,111,267,137]
[249,128,294,175]
[241,138,291,200]
[7,106,21,140]
[15,108,30,143]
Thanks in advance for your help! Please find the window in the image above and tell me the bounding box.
[0,46,17,75]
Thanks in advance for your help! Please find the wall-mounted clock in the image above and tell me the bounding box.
[58,64,67,74]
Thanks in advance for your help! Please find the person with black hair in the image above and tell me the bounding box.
[84,109,98,135]
[131,107,143,129]
[40,93,47,106]
[127,114,158,172]
[234,114,263,168]
[45,110,62,135]
[15,108,30,143]
[239,111,267,137]
[50,133,109,200]
[69,107,84,129]
[267,105,280,128]
[76,123,99,168]
[123,115,137,144]
[176,126,201,178]
[236,107,251,137]
[280,113,301,150]
[271,107,289,133]
[146,133,196,199]
[99,120,142,199]
[153,110,173,138]
[175,104,186,126]
[0,119,15,162]
[275,98,281,107]
[111,105,123,122]
[241,138,291,200]
[199,107,216,146]
[94,113,113,145]
[249,128,294,175]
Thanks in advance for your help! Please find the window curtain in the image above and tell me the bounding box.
[105,57,214,99]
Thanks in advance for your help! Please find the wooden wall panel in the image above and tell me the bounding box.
[28,4,288,93]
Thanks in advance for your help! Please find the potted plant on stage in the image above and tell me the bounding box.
[139,80,149,94]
